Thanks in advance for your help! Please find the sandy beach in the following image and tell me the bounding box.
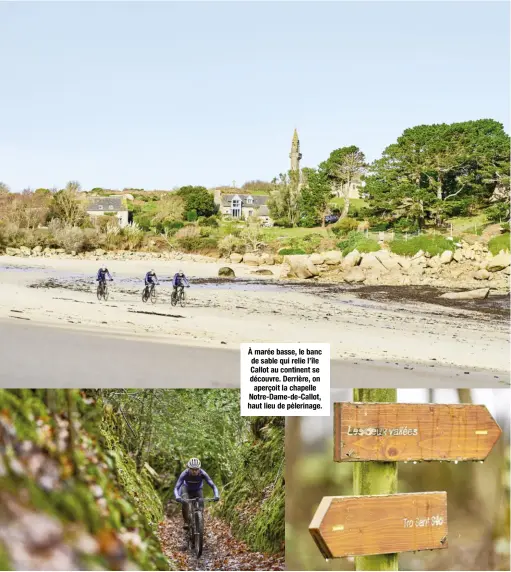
[0,255,508,380]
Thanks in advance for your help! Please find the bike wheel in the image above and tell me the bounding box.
[142,288,149,303]
[150,286,157,304]
[171,291,177,307]
[97,284,102,301]
[180,290,186,308]
[194,510,204,558]
[103,284,109,301]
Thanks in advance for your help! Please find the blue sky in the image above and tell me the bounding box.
[0,1,509,192]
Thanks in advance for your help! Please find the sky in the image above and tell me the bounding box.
[0,1,509,192]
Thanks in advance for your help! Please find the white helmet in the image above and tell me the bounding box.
[187,458,201,469]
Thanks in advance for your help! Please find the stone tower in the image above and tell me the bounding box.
[289,128,302,172]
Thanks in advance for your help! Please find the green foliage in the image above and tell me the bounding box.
[488,233,510,255]
[268,170,302,227]
[485,201,510,222]
[217,417,284,554]
[186,209,198,222]
[390,235,456,257]
[501,222,510,232]
[176,236,218,252]
[198,216,219,227]
[298,168,332,227]
[330,217,359,236]
[177,186,217,217]
[337,231,380,256]
[278,248,306,255]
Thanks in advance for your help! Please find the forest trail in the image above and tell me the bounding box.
[158,513,284,571]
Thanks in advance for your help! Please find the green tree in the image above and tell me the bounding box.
[176,186,217,217]
[320,146,367,220]
[50,180,86,226]
[298,168,332,227]
[268,170,302,227]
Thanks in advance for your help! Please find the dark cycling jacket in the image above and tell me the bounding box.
[174,469,219,498]
[96,269,112,281]
[145,272,158,286]
[172,273,190,288]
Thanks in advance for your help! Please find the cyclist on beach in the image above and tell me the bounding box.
[174,458,219,528]
[96,266,113,284]
[143,269,159,296]
[172,270,190,302]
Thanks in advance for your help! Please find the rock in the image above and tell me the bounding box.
[284,255,319,279]
[229,253,243,264]
[487,252,510,272]
[243,253,261,266]
[503,266,511,276]
[473,269,491,280]
[310,253,325,266]
[5,247,21,256]
[19,246,31,256]
[32,245,42,255]
[251,269,273,276]
[453,250,463,263]
[440,250,454,264]
[261,253,275,265]
[412,250,425,260]
[375,251,402,271]
[341,249,361,270]
[218,267,235,278]
[323,251,342,266]
[440,288,490,300]
[95,248,106,256]
[426,255,441,268]
[360,253,386,271]
[343,267,365,284]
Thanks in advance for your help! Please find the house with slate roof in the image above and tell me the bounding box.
[86,196,129,228]
[213,189,273,225]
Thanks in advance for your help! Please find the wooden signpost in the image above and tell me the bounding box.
[309,397,503,570]
[309,492,448,559]
[334,402,502,462]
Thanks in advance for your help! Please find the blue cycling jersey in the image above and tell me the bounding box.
[172,273,190,288]
[174,468,219,498]
[96,269,112,281]
[145,272,158,286]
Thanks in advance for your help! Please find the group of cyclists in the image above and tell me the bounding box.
[95,266,190,301]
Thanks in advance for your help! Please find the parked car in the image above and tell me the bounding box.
[325,214,339,224]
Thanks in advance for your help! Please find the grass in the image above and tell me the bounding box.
[390,235,456,257]
[488,233,510,255]
[328,197,368,211]
[260,226,329,240]
[336,232,380,256]
[445,214,488,235]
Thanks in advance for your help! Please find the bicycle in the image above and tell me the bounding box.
[142,283,158,304]
[96,279,111,301]
[171,286,187,308]
[176,497,217,559]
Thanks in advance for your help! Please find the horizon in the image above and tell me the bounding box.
[1,1,509,193]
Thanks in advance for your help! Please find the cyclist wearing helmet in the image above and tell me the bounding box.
[172,270,190,303]
[174,458,219,528]
[143,269,159,296]
[96,266,113,284]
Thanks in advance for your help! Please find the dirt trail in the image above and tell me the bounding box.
[158,513,284,571]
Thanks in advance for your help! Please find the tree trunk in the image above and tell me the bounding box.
[353,389,398,571]
[340,178,351,220]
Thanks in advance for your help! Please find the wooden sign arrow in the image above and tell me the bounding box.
[309,492,448,558]
[334,402,502,462]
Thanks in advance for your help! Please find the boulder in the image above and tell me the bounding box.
[473,269,491,281]
[310,253,325,266]
[375,251,402,271]
[453,250,463,263]
[360,253,386,271]
[5,247,21,256]
[243,253,261,266]
[412,250,425,260]
[251,269,273,276]
[32,245,43,255]
[284,255,319,279]
[229,253,243,264]
[95,248,106,256]
[19,246,31,256]
[341,249,361,270]
[218,267,235,278]
[323,251,342,266]
[261,253,275,266]
[343,267,365,284]
[439,288,490,300]
[487,252,510,272]
[440,250,454,264]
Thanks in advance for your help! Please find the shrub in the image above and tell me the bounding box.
[488,233,510,255]
[175,225,200,240]
[331,217,359,237]
[278,248,306,255]
[122,223,145,251]
[501,222,510,232]
[485,202,510,222]
[54,226,85,253]
[198,216,219,228]
[177,236,218,253]
[218,234,246,257]
[186,209,198,222]
[390,235,456,257]
[337,231,380,256]
[393,218,418,232]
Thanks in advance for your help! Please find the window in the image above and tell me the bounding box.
[109,205,114,210]
[246,195,254,205]
[98,205,103,210]
[231,196,242,218]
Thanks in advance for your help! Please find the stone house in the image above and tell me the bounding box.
[213,190,273,225]
[86,197,129,228]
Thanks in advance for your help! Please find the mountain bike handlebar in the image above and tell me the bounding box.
[174,498,218,504]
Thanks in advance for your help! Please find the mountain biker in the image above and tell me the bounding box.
[144,269,159,295]
[172,270,190,301]
[96,266,113,284]
[174,458,219,529]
